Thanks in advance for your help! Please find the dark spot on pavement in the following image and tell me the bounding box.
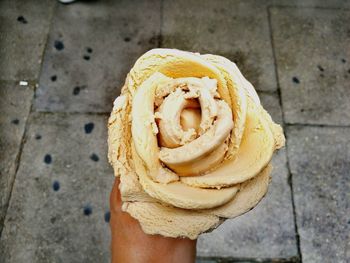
[83,205,92,216]
[54,40,64,51]
[35,134,42,140]
[52,181,60,191]
[50,217,57,224]
[124,37,131,42]
[17,16,27,24]
[90,153,99,162]
[86,47,93,53]
[83,55,90,61]
[208,28,215,34]
[84,122,94,134]
[292,77,300,84]
[51,75,57,81]
[44,154,52,164]
[104,211,110,223]
[341,58,346,63]
[73,86,80,95]
[300,109,304,112]
[11,119,19,125]
[317,65,324,72]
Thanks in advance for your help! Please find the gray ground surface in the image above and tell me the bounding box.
[0,1,349,262]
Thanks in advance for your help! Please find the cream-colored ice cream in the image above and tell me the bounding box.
[108,48,285,239]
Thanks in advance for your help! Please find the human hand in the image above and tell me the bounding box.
[110,177,197,263]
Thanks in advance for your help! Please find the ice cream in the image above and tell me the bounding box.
[108,48,285,239]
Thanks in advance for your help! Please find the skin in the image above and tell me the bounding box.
[110,178,197,263]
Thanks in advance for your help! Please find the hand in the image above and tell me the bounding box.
[110,177,197,263]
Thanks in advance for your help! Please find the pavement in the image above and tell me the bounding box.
[0,0,349,262]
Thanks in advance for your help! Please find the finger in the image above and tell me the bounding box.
[110,177,121,213]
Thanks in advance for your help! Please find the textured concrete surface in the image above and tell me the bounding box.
[287,126,350,263]
[162,0,277,92]
[195,259,217,263]
[34,0,161,113]
[258,92,283,124]
[0,113,114,263]
[0,81,33,233]
[0,0,55,80]
[1,1,350,262]
[198,149,297,259]
[270,7,350,125]
[269,0,350,8]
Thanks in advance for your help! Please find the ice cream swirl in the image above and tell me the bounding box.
[108,49,285,239]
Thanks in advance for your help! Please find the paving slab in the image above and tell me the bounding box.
[0,81,33,233]
[258,91,283,124]
[196,258,259,263]
[270,7,350,125]
[0,0,55,80]
[162,0,277,92]
[0,113,114,263]
[195,258,217,263]
[269,0,350,8]
[286,126,350,263]
[34,0,161,113]
[197,148,297,259]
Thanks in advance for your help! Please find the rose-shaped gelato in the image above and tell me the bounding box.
[108,49,285,239]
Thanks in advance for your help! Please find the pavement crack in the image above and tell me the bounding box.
[267,6,302,263]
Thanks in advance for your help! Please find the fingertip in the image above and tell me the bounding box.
[110,177,121,211]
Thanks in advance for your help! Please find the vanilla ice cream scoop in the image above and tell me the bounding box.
[108,49,285,239]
